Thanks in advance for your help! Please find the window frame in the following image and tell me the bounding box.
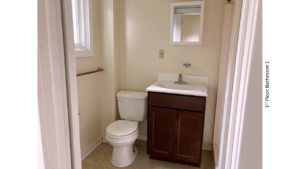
[71,0,94,57]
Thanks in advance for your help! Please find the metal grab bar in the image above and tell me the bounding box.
[76,68,104,77]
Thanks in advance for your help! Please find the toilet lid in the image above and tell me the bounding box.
[106,120,138,137]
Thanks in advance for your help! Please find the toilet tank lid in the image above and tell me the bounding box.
[117,91,147,100]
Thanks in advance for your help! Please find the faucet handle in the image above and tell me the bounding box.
[183,63,192,68]
[178,74,183,79]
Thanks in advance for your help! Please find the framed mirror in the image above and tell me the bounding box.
[170,1,205,45]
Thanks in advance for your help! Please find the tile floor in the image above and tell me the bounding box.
[82,140,214,169]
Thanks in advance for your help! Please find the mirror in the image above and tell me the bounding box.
[170,1,205,45]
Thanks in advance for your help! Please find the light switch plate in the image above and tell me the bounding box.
[159,49,165,58]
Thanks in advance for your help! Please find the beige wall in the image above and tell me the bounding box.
[119,0,224,148]
[76,0,102,154]
[76,0,120,155]
[97,0,120,138]
[77,74,102,155]
[213,3,236,161]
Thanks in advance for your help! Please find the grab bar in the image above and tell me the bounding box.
[76,68,104,77]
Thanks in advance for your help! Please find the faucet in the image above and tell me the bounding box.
[174,74,187,85]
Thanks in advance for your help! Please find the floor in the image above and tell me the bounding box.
[82,140,215,169]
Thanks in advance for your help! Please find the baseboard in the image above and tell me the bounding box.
[81,137,104,160]
[138,133,147,141]
[202,143,213,150]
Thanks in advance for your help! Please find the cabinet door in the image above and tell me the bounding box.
[174,111,204,164]
[148,107,176,159]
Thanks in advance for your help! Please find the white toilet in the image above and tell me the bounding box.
[105,91,147,168]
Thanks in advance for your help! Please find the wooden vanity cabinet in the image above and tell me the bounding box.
[147,92,206,166]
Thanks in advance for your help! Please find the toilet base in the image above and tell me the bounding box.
[111,145,138,167]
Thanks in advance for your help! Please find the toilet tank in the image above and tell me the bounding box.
[117,91,147,121]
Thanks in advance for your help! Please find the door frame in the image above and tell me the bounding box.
[38,0,73,168]
[216,0,260,169]
[61,0,82,168]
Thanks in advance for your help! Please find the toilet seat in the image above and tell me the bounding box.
[106,120,138,137]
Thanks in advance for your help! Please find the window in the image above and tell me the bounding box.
[71,0,94,57]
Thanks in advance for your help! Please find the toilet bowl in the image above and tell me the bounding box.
[106,120,138,167]
[105,91,147,168]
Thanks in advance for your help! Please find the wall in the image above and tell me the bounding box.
[119,0,224,148]
[237,2,262,168]
[76,0,102,155]
[213,3,236,162]
[97,0,120,139]
[76,0,120,156]
[77,74,102,156]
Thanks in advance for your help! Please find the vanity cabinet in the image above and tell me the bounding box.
[147,92,206,166]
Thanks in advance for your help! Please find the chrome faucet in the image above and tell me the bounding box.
[174,74,187,85]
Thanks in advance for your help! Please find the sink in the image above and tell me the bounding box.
[146,73,208,97]
[156,81,204,90]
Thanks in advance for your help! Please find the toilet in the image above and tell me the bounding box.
[106,91,147,168]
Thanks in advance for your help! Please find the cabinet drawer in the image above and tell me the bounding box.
[148,92,205,112]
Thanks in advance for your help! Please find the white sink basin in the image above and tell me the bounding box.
[146,73,208,97]
[156,81,204,90]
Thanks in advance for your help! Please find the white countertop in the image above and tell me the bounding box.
[146,73,208,97]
